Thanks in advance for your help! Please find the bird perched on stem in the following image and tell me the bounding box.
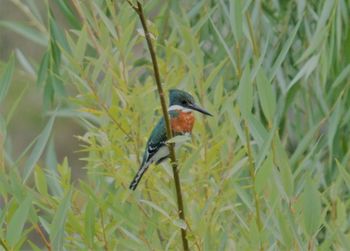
[129,89,212,190]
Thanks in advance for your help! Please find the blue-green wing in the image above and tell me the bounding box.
[141,117,167,165]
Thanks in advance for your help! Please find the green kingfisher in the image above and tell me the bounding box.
[129,89,212,190]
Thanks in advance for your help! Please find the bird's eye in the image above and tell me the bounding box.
[181,100,187,105]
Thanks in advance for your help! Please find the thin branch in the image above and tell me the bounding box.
[127,0,138,12]
[99,209,109,251]
[128,1,189,250]
[71,0,103,56]
[33,223,52,251]
[243,121,263,250]
[0,238,9,251]
[83,75,134,141]
[10,0,47,34]
[245,13,259,58]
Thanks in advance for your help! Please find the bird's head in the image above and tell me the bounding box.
[168,89,212,116]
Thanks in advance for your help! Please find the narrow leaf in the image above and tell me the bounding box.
[237,65,252,118]
[303,177,321,236]
[50,191,72,251]
[230,0,243,42]
[139,199,170,219]
[6,195,33,246]
[256,68,276,123]
[0,21,48,46]
[269,20,302,82]
[36,52,49,87]
[0,54,15,103]
[209,17,238,74]
[84,199,96,247]
[23,112,57,182]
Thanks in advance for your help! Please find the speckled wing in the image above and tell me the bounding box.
[142,118,167,164]
[129,118,167,190]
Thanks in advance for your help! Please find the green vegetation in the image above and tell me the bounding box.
[0,0,350,250]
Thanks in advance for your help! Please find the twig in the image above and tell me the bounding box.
[128,1,189,250]
[71,0,103,56]
[243,121,263,250]
[245,13,259,58]
[0,238,9,251]
[99,209,109,251]
[33,223,52,251]
[0,133,4,172]
[10,0,47,34]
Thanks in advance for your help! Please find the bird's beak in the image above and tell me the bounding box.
[188,103,213,116]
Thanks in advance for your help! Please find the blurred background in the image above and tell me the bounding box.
[0,0,85,179]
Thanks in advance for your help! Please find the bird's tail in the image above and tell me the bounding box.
[129,162,150,190]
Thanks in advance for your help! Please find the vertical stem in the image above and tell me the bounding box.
[0,133,4,171]
[243,121,263,250]
[246,12,259,58]
[128,1,189,250]
[0,238,9,251]
[100,209,109,251]
[33,224,52,251]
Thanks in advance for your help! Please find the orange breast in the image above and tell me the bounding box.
[171,111,195,133]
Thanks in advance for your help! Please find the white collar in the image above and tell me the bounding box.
[168,105,192,113]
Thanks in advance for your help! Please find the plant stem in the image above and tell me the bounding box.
[128,1,189,250]
[243,120,263,250]
[33,223,52,251]
[245,12,259,58]
[99,209,109,251]
[0,238,9,251]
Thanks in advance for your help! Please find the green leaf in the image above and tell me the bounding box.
[172,219,187,230]
[269,19,302,82]
[15,49,35,76]
[43,80,54,109]
[331,64,350,89]
[328,98,343,154]
[303,177,321,236]
[52,0,81,29]
[45,138,63,196]
[119,227,142,244]
[6,195,33,246]
[255,155,273,194]
[230,0,243,42]
[288,54,320,92]
[256,68,276,123]
[277,211,293,248]
[49,11,70,52]
[165,230,178,251]
[84,199,96,248]
[50,190,72,251]
[22,111,57,183]
[139,199,171,219]
[0,21,48,46]
[214,78,224,107]
[166,134,191,144]
[203,59,228,90]
[34,166,48,195]
[36,52,49,87]
[237,65,252,118]
[74,26,88,63]
[274,135,294,197]
[209,17,238,74]
[336,159,350,190]
[290,123,319,166]
[0,54,15,103]
[92,2,118,39]
[5,83,28,125]
[0,115,6,140]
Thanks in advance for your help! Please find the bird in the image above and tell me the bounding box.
[129,89,212,190]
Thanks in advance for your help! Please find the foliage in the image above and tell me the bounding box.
[0,0,350,250]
